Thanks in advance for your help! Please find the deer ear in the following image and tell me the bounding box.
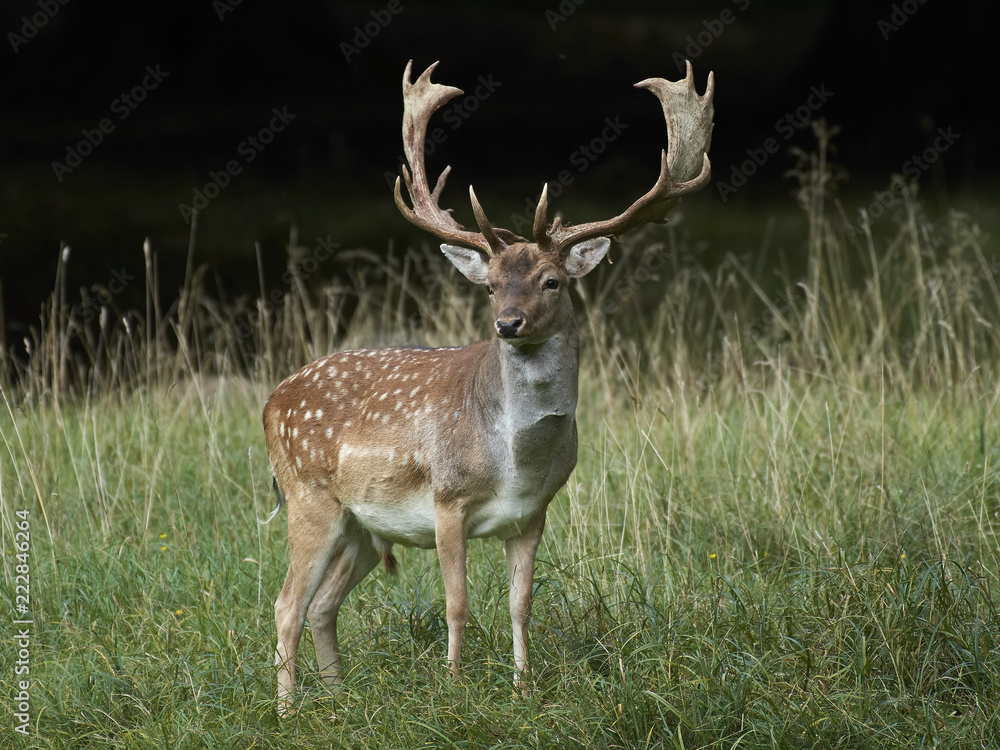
[441,244,490,285]
[563,237,610,278]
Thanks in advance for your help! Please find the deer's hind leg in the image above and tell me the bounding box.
[274,490,351,714]
[307,517,385,688]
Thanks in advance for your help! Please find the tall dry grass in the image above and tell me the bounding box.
[2,131,999,747]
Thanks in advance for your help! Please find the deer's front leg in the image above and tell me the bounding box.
[505,510,546,692]
[435,503,469,678]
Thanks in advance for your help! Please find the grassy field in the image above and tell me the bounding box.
[3,157,1000,747]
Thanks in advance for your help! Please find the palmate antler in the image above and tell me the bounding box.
[393,60,714,257]
[392,61,517,256]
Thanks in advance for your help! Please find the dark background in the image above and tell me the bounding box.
[0,0,993,344]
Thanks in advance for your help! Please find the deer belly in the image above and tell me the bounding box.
[347,490,438,549]
[337,443,438,548]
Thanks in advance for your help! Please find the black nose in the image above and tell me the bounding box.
[496,310,524,338]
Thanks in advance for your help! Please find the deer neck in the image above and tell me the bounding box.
[474,327,580,462]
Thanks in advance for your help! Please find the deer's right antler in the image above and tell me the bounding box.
[394,61,515,256]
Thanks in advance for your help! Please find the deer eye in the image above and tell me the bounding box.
[544,278,559,290]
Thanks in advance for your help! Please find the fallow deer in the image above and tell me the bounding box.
[263,59,714,712]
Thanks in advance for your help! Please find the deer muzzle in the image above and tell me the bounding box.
[495,309,525,339]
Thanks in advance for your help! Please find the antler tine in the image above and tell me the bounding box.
[469,186,506,256]
[547,60,714,256]
[532,183,551,251]
[394,60,497,254]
